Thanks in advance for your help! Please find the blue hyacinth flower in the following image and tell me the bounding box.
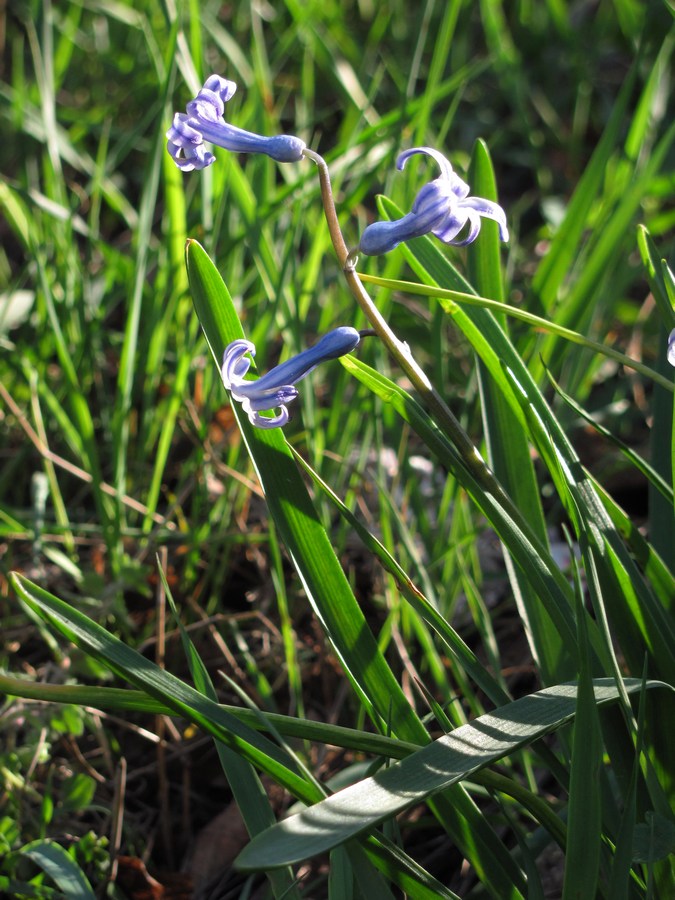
[221,327,361,428]
[167,75,306,171]
[358,147,509,256]
[668,329,675,367]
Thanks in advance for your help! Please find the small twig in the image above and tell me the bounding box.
[155,548,173,862]
[108,756,126,887]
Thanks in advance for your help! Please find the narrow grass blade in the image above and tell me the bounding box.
[355,833,461,900]
[562,553,603,900]
[0,673,420,760]
[292,447,511,707]
[111,120,166,531]
[637,227,675,568]
[590,479,673,611]
[185,237,423,743]
[638,227,675,332]
[528,57,637,312]
[160,568,301,900]
[500,360,675,683]
[340,354,579,650]
[467,139,564,684]
[545,368,673,505]
[365,208,675,687]
[356,273,671,391]
[539,119,675,384]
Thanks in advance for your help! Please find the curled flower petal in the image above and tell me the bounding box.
[398,146,455,182]
[167,75,306,171]
[221,327,361,428]
[667,328,675,368]
[459,196,509,242]
[358,146,509,255]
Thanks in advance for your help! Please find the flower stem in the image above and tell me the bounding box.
[302,147,504,496]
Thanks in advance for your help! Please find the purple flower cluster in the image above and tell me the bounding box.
[358,147,508,256]
[221,328,361,428]
[167,75,305,172]
[168,77,510,426]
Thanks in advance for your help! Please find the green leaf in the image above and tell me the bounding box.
[0,672,419,761]
[235,680,669,870]
[60,774,96,813]
[545,367,673,505]
[10,571,320,805]
[357,273,672,391]
[341,353,580,650]
[160,567,302,900]
[185,238,425,744]
[529,58,637,312]
[637,226,675,568]
[186,239,530,897]
[632,812,675,863]
[562,554,603,900]
[363,214,675,689]
[467,139,564,685]
[17,839,96,900]
[292,447,511,708]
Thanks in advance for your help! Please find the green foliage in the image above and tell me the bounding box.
[1,0,673,897]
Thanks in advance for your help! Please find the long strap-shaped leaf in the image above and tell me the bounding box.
[235,679,670,871]
[11,571,317,803]
[341,354,582,652]
[185,239,528,898]
[467,140,567,685]
[186,238,423,741]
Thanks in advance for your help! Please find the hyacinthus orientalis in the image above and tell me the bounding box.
[167,75,306,171]
[221,327,362,428]
[167,78,510,436]
[356,147,509,257]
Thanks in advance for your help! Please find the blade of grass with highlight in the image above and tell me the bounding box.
[499,360,675,798]
[10,596,456,900]
[340,354,581,652]
[185,238,421,741]
[637,227,675,569]
[356,274,672,392]
[9,577,463,896]
[110,119,166,542]
[546,368,673,505]
[527,55,638,315]
[499,360,675,685]
[562,550,603,900]
[0,673,420,760]
[291,445,511,708]
[467,139,565,685]
[541,118,675,388]
[234,680,670,871]
[355,274,673,608]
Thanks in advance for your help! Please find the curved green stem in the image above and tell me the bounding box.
[302,147,511,501]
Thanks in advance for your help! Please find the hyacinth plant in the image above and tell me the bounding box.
[3,5,675,899]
